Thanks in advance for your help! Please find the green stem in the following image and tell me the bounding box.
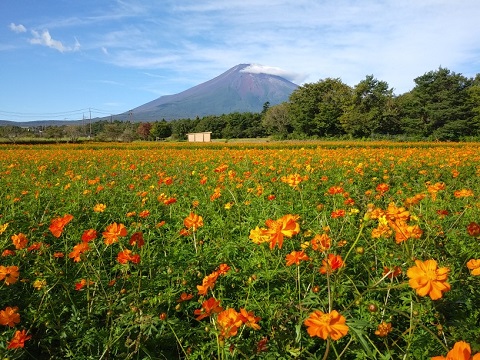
[342,219,366,265]
[167,321,189,359]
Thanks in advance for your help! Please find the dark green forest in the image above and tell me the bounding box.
[3,67,480,142]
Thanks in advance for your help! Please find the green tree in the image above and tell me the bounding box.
[64,125,83,142]
[466,73,480,138]
[44,126,65,140]
[262,103,292,137]
[170,119,194,140]
[400,67,473,140]
[222,112,248,139]
[289,78,351,137]
[150,120,172,140]
[195,115,225,139]
[340,75,396,137]
[0,125,27,143]
[243,112,265,138]
[97,121,124,141]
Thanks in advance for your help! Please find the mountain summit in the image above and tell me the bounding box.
[127,64,298,121]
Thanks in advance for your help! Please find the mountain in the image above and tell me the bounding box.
[0,64,298,126]
[120,64,298,121]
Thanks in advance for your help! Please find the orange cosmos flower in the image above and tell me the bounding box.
[117,249,133,264]
[391,222,423,243]
[27,242,43,252]
[383,266,402,279]
[239,308,261,330]
[372,223,393,239]
[93,203,106,212]
[177,292,194,302]
[216,263,231,275]
[163,197,177,205]
[453,189,474,198]
[319,254,344,274]
[2,249,15,257]
[49,214,74,238]
[7,329,31,349]
[179,228,190,236]
[466,259,480,276]
[214,164,228,173]
[217,308,244,338]
[68,242,90,262]
[130,254,140,264]
[263,214,300,249]
[103,222,127,245]
[331,209,346,218]
[0,265,20,285]
[427,182,446,201]
[281,173,306,188]
[197,271,220,296]
[436,209,449,218]
[304,310,349,340]
[375,321,392,337]
[385,202,410,222]
[467,222,480,237]
[404,193,426,207]
[139,210,150,218]
[75,278,94,291]
[11,233,28,250]
[407,259,450,300]
[184,212,204,232]
[117,249,140,264]
[327,186,344,195]
[376,183,390,194]
[194,297,223,320]
[431,340,480,360]
[81,229,97,242]
[129,232,145,248]
[311,233,331,252]
[0,306,21,327]
[285,250,310,266]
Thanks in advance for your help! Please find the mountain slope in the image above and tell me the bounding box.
[126,64,298,121]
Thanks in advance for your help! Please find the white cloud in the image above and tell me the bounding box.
[9,23,27,33]
[16,0,480,95]
[29,30,79,53]
[73,37,81,51]
[240,64,306,84]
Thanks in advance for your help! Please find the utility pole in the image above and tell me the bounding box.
[89,108,92,138]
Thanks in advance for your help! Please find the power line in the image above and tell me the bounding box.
[0,107,118,120]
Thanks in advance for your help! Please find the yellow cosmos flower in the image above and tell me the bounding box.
[93,203,107,212]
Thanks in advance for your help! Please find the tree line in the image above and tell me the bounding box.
[2,67,479,142]
[268,67,480,141]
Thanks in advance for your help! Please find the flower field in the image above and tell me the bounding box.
[1,141,480,359]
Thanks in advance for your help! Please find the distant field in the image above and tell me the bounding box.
[1,141,479,358]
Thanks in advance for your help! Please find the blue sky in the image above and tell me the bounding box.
[1,0,480,122]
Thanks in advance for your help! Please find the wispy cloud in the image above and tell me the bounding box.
[29,30,80,53]
[10,0,480,94]
[9,23,27,33]
[240,64,306,83]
